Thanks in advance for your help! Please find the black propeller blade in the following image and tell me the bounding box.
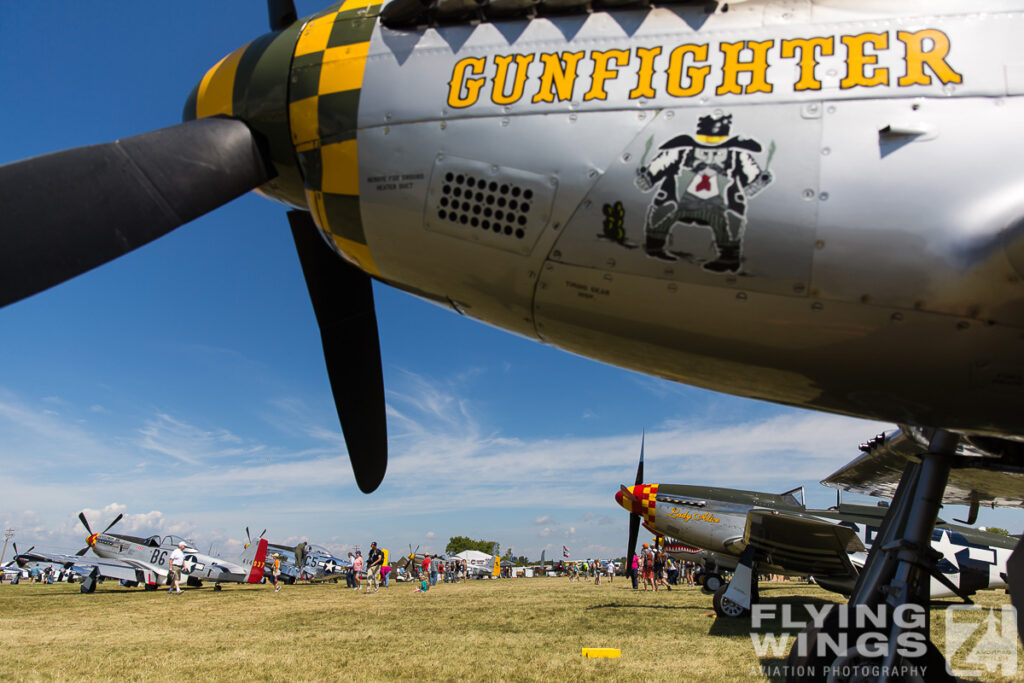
[288,211,388,494]
[76,511,94,554]
[102,513,123,534]
[6,543,34,567]
[78,512,93,536]
[625,432,645,577]
[0,117,272,308]
[268,0,298,30]
[8,540,34,569]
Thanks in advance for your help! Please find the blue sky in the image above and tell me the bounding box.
[0,1,1017,563]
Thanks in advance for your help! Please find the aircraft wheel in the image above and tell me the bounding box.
[783,610,953,682]
[143,583,157,591]
[712,584,749,618]
[213,584,222,591]
[702,572,723,594]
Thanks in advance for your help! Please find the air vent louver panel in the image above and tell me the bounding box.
[424,155,555,255]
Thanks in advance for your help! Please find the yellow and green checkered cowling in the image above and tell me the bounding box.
[184,0,382,275]
[289,0,382,276]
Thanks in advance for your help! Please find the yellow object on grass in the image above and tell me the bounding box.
[582,648,621,658]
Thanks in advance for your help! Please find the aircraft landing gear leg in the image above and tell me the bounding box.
[80,567,98,594]
[213,583,222,591]
[718,546,758,617]
[785,429,958,682]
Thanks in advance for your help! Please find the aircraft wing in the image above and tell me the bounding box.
[821,428,1024,507]
[16,551,153,584]
[743,510,864,578]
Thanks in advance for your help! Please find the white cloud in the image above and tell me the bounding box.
[0,375,937,563]
[135,413,262,466]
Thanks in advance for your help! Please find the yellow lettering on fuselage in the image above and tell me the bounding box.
[583,49,630,101]
[444,28,963,108]
[492,53,534,105]
[780,36,834,91]
[840,32,889,88]
[716,40,774,95]
[666,44,711,98]
[897,29,963,87]
[447,57,487,108]
[532,52,585,103]
[628,46,661,99]
[668,507,721,523]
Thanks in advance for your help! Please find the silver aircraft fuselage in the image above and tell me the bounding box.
[331,0,1024,437]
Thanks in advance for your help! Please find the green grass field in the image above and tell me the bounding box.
[1,578,1019,681]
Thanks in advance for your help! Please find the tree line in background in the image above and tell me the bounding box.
[445,536,629,567]
[445,536,499,557]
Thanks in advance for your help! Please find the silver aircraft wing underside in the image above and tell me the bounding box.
[15,551,152,583]
[822,428,1024,507]
[744,509,865,578]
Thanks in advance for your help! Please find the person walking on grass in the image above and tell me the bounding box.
[655,551,671,591]
[345,552,356,588]
[168,541,186,595]
[270,553,282,592]
[641,543,655,591]
[352,551,363,591]
[365,542,383,593]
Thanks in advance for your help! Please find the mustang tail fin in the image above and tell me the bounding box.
[241,538,269,583]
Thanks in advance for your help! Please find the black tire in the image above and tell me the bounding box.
[703,572,724,594]
[713,583,749,618]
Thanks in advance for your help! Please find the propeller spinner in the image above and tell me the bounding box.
[76,511,123,556]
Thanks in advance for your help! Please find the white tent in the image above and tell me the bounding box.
[453,550,491,562]
[453,550,496,576]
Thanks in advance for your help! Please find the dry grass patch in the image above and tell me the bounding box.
[0,578,1018,681]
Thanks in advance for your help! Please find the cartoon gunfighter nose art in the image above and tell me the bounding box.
[633,113,774,273]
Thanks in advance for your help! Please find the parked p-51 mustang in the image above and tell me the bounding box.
[6,0,1024,674]
[268,541,354,582]
[616,474,1015,618]
[14,512,268,593]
